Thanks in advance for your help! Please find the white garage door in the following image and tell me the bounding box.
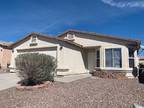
[17,47,57,59]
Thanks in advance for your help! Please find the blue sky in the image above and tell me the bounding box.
[0,0,144,43]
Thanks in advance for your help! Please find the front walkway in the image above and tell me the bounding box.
[0,73,20,91]
[55,73,92,83]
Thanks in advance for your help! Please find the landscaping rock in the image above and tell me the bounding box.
[0,77,143,108]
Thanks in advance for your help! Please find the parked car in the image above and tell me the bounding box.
[138,64,144,83]
[133,64,144,84]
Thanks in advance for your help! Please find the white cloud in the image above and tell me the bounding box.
[101,0,144,8]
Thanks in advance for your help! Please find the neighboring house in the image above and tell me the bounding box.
[9,30,140,77]
[0,41,12,69]
[139,57,144,64]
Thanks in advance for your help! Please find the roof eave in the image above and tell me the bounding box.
[57,29,141,45]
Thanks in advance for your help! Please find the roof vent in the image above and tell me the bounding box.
[64,33,75,41]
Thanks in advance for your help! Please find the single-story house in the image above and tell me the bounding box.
[0,41,13,69]
[9,30,140,77]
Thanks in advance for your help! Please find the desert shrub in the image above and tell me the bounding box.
[15,53,56,86]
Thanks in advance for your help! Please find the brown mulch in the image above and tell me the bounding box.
[91,71,127,79]
[0,77,144,108]
[16,81,52,90]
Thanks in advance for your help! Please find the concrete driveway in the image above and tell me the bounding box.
[0,73,20,91]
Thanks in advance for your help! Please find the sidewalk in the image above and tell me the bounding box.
[55,73,91,83]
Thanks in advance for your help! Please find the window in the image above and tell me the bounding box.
[129,48,135,68]
[31,35,37,43]
[96,50,100,67]
[105,48,122,68]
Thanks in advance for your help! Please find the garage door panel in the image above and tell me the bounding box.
[16,47,57,59]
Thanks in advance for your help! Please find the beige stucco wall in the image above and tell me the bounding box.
[14,37,59,50]
[73,33,125,47]
[57,43,86,75]
[0,47,12,69]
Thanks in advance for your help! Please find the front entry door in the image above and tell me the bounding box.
[88,49,96,71]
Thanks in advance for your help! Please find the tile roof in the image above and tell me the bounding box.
[10,32,83,48]
[10,29,141,49]
[0,41,13,47]
[57,29,141,44]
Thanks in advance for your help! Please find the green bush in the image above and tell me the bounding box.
[15,53,56,86]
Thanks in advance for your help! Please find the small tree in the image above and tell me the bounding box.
[15,53,56,86]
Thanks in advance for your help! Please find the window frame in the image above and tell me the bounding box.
[105,48,122,68]
[128,48,135,68]
[95,49,100,67]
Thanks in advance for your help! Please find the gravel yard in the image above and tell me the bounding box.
[0,77,144,108]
